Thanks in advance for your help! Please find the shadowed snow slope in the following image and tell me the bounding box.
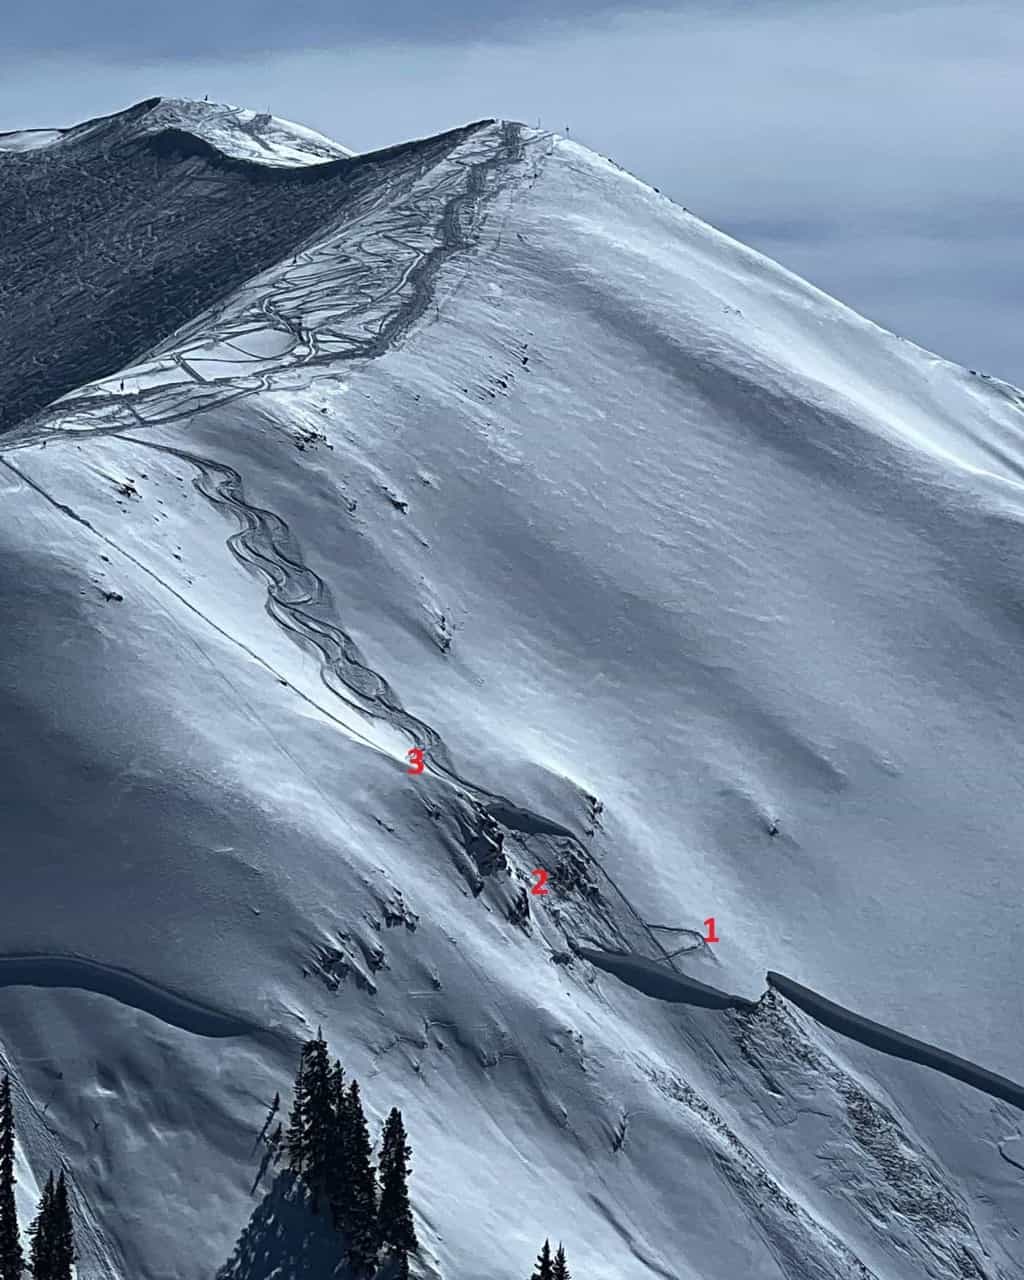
[0,98,464,431]
[1,103,1023,1280]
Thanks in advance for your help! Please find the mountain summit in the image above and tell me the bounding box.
[1,99,1022,1279]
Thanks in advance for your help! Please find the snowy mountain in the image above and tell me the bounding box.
[1,96,1023,1280]
[0,97,355,164]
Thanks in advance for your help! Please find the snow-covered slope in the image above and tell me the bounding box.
[0,98,457,432]
[135,98,357,164]
[0,97,354,162]
[0,129,64,152]
[1,102,1023,1280]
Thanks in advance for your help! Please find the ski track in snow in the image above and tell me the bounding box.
[115,433,685,976]
[4,107,1023,1279]
[14,116,687,974]
[4,121,530,447]
[0,1050,127,1280]
[10,115,1024,1105]
[0,103,483,434]
[0,118,686,1076]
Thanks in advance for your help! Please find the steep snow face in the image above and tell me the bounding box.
[1,107,1023,1280]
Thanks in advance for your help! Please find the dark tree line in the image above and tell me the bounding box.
[0,1075,76,1280]
[283,1032,418,1277]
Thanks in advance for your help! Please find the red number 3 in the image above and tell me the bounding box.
[530,869,549,896]
[407,747,424,775]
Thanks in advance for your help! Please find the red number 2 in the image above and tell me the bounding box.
[530,869,549,896]
[406,747,424,775]
[703,916,719,943]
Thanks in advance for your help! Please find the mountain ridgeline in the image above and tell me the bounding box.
[0,98,488,433]
[0,95,1022,1280]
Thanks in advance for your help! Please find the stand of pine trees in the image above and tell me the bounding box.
[531,1238,572,1280]
[5,1056,567,1280]
[28,1174,75,1280]
[0,1074,76,1280]
[284,1032,419,1278]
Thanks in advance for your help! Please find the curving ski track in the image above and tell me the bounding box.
[5,110,1018,1279]
[0,100,492,436]
[4,119,679,976]
[91,119,687,973]
[6,121,534,448]
[119,432,683,973]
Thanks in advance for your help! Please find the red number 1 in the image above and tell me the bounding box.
[703,916,719,943]
[530,869,549,896]
[407,747,424,775]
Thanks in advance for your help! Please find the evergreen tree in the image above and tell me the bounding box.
[286,1041,313,1174]
[27,1174,54,1280]
[0,1075,24,1280]
[48,1176,74,1280]
[326,1060,348,1230]
[286,1032,334,1208]
[339,1081,378,1276]
[377,1106,417,1272]
[303,1035,334,1209]
[531,1239,554,1280]
[552,1243,571,1280]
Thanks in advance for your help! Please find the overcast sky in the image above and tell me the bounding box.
[2,1,1019,385]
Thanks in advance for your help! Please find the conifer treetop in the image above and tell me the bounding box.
[0,1076,25,1280]
[531,1237,554,1280]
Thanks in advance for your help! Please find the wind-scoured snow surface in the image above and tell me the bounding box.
[1,100,1023,1279]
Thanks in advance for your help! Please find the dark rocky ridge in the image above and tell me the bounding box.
[0,99,489,432]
